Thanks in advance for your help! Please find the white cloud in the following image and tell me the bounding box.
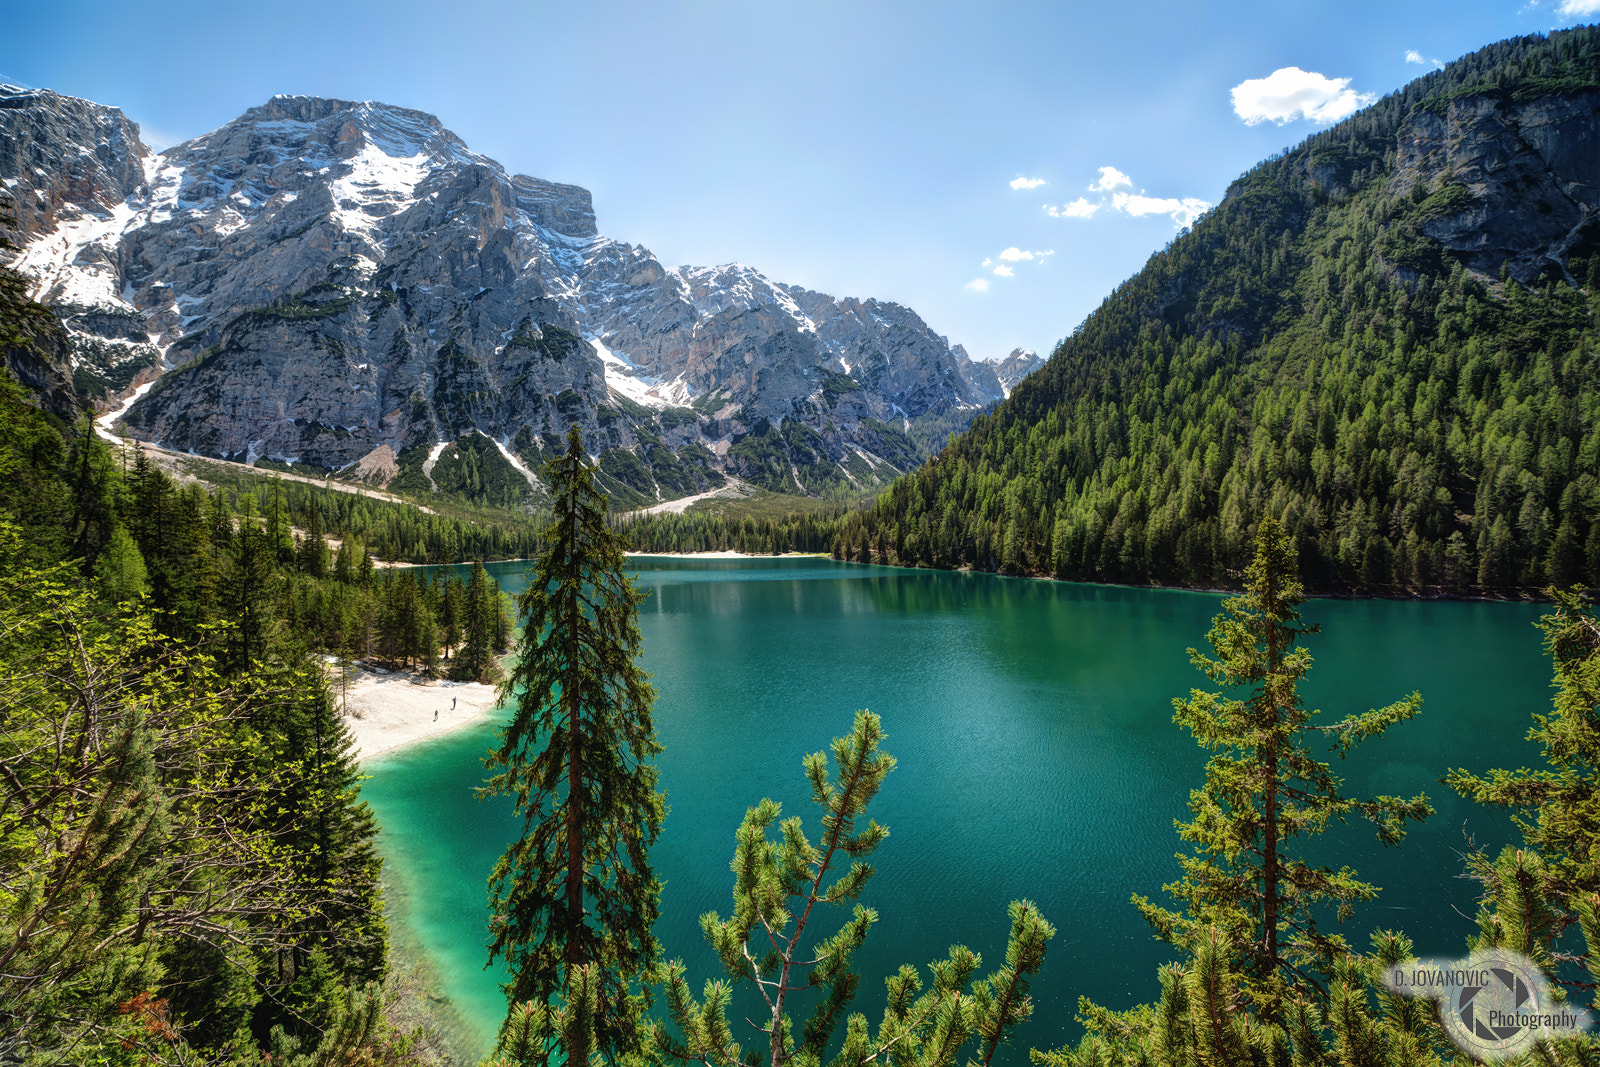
[968,247,1056,288]
[1111,192,1211,227]
[1046,197,1100,219]
[1089,166,1132,192]
[1045,168,1209,228]
[1230,66,1375,125]
[1010,176,1047,190]
[1405,49,1443,68]
[1559,0,1600,15]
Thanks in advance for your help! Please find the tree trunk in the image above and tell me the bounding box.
[564,512,585,967]
[1262,573,1282,1003]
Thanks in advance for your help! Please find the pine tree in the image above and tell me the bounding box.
[256,678,389,989]
[439,570,461,661]
[1448,586,1600,911]
[266,480,295,566]
[95,522,148,603]
[225,514,276,673]
[481,426,665,1067]
[333,535,355,583]
[66,423,118,569]
[455,560,499,682]
[656,710,1055,1067]
[1133,517,1432,1019]
[297,502,330,579]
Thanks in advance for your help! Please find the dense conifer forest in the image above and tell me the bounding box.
[0,225,516,1059]
[627,27,1600,597]
[2,389,405,1060]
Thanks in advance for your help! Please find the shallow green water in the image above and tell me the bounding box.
[362,557,1548,1061]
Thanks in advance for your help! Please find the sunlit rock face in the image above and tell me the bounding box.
[3,88,1009,498]
[1390,91,1600,284]
[994,348,1043,396]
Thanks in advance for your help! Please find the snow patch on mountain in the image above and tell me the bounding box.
[677,263,819,333]
[15,200,139,308]
[329,144,433,238]
[491,435,542,490]
[591,335,694,410]
[94,378,157,444]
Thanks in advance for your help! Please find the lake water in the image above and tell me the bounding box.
[362,557,1548,1062]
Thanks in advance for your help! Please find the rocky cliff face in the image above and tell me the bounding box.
[0,262,78,419]
[1389,91,1600,285]
[1,88,1009,504]
[993,348,1042,396]
[1,85,158,408]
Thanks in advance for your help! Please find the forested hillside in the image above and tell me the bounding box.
[836,27,1600,593]
[0,214,521,1058]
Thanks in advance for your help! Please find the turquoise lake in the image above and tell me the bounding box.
[361,557,1549,1061]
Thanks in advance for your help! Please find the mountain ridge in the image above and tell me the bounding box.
[1,86,1025,508]
[831,25,1600,594]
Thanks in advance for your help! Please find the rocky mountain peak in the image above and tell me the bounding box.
[4,85,1018,507]
[192,94,478,171]
[994,348,1043,395]
[0,84,147,239]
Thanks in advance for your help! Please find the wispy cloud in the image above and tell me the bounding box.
[1046,197,1100,219]
[1045,169,1209,227]
[1010,176,1047,190]
[1404,49,1443,67]
[1558,0,1600,15]
[1089,166,1132,192]
[967,247,1056,291]
[1230,66,1375,125]
[1112,192,1210,227]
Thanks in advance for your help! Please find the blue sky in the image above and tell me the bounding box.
[3,0,1595,361]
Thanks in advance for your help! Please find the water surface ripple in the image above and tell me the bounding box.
[364,558,1544,1060]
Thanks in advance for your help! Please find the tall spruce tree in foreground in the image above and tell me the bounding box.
[482,426,665,1067]
[1042,578,1600,1067]
[1134,517,1432,1019]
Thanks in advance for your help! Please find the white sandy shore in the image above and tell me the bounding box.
[336,665,505,762]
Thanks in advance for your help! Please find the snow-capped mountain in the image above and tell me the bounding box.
[1,86,1012,502]
[993,348,1043,396]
